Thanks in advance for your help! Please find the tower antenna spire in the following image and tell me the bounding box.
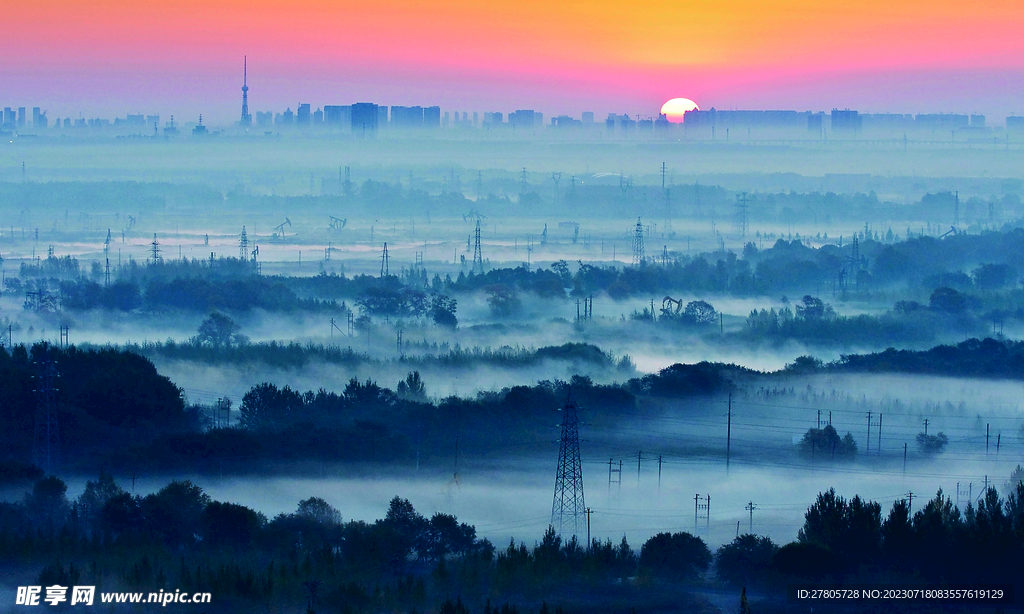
[240,56,252,126]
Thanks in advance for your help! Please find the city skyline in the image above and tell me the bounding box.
[2,0,1023,123]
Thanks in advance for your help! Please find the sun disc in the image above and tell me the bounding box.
[660,98,699,123]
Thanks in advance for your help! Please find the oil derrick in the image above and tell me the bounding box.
[32,343,60,473]
[240,226,249,261]
[632,218,645,265]
[471,219,484,274]
[551,396,585,537]
[149,234,161,264]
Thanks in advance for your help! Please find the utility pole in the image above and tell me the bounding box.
[986,423,989,455]
[924,418,929,435]
[903,443,907,474]
[637,450,642,485]
[907,491,914,515]
[745,501,757,534]
[726,393,732,469]
[658,454,663,492]
[866,411,872,453]
[877,413,882,455]
[585,507,593,549]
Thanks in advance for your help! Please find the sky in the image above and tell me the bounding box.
[3,0,1024,124]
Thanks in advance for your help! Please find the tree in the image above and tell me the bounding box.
[77,470,125,532]
[916,431,949,453]
[715,534,779,588]
[929,287,967,313]
[24,475,70,531]
[140,480,210,546]
[797,489,881,569]
[430,294,458,328]
[639,532,711,581]
[484,284,520,317]
[684,300,717,324]
[239,382,304,430]
[396,371,427,402]
[296,497,342,525]
[202,501,266,547]
[196,311,245,347]
[795,295,833,321]
[799,425,857,457]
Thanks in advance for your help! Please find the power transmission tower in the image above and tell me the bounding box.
[471,219,484,274]
[734,193,749,238]
[632,218,645,265]
[520,167,528,195]
[380,243,389,277]
[552,172,561,205]
[149,234,161,264]
[32,343,60,473]
[239,226,249,261]
[551,397,585,538]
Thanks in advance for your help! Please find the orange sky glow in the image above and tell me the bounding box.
[4,0,1024,121]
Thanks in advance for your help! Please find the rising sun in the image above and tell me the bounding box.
[660,98,699,123]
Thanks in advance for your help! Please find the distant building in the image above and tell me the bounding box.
[391,106,424,128]
[551,115,581,128]
[32,107,47,129]
[861,113,913,131]
[509,109,540,129]
[582,111,594,124]
[17,107,26,128]
[605,113,634,130]
[275,108,294,126]
[915,113,968,130]
[483,112,503,126]
[296,103,311,126]
[684,108,807,129]
[970,114,985,128]
[192,115,208,136]
[313,107,324,125]
[323,105,351,127]
[1007,116,1024,130]
[351,102,379,135]
[830,109,862,133]
[423,106,441,128]
[377,105,389,127]
[2,108,13,129]
[808,112,824,133]
[145,114,160,126]
[255,111,273,127]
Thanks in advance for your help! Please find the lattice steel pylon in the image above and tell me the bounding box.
[472,219,484,274]
[551,397,585,538]
[32,343,60,473]
[632,218,645,265]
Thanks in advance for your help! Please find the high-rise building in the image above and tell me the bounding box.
[17,107,26,128]
[377,105,388,127]
[296,103,311,126]
[255,111,272,127]
[509,109,539,129]
[32,107,47,129]
[351,103,378,135]
[324,105,351,127]
[240,57,251,126]
[582,111,594,124]
[831,109,862,133]
[423,106,441,128]
[313,107,324,125]
[3,107,14,128]
[391,106,424,128]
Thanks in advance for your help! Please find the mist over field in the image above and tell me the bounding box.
[2,128,1024,613]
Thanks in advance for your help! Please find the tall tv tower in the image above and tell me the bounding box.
[240,56,252,126]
